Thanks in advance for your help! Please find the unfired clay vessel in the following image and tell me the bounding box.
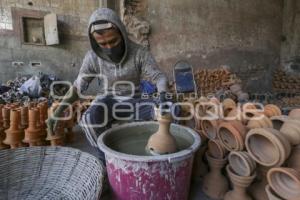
[270,115,289,130]
[2,106,10,129]
[202,152,229,199]
[201,119,220,140]
[249,166,269,200]
[246,114,273,129]
[223,98,236,117]
[280,119,300,146]
[224,165,256,200]
[245,128,291,167]
[217,120,247,151]
[208,139,228,159]
[267,167,300,200]
[287,145,300,172]
[264,104,282,118]
[3,109,23,148]
[265,185,283,200]
[289,108,300,120]
[228,151,256,177]
[20,106,29,130]
[147,109,177,155]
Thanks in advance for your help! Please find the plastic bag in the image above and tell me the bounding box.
[20,76,42,98]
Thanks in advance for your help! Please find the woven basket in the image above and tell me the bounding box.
[0,147,105,200]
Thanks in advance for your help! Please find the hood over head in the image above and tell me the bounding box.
[88,8,128,64]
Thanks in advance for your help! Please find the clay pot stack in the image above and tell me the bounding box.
[273,67,300,93]
[194,68,242,96]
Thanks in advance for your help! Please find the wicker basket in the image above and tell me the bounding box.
[0,147,105,200]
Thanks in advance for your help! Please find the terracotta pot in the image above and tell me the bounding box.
[228,151,256,177]
[208,139,228,159]
[202,152,229,199]
[217,120,247,151]
[223,98,236,117]
[289,108,300,120]
[201,119,220,140]
[147,110,177,155]
[267,167,300,199]
[226,108,246,123]
[249,165,269,200]
[265,185,283,200]
[23,109,42,146]
[280,119,300,146]
[264,104,282,118]
[3,109,24,148]
[0,105,9,150]
[224,165,256,200]
[287,145,300,172]
[270,115,289,130]
[245,128,291,167]
[246,114,273,129]
[192,143,208,180]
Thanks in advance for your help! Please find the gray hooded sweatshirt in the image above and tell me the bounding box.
[73,8,168,96]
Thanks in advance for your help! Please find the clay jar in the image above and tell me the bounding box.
[217,120,246,151]
[287,145,300,172]
[228,151,256,177]
[245,128,291,167]
[279,119,300,146]
[0,105,9,149]
[267,167,300,199]
[224,165,256,200]
[265,185,283,200]
[246,114,273,129]
[222,98,236,117]
[208,139,228,159]
[23,109,42,146]
[202,152,229,199]
[289,108,300,120]
[264,104,282,118]
[147,109,177,154]
[201,119,220,140]
[270,115,289,130]
[3,109,23,148]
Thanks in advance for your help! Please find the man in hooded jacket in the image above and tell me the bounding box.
[46,8,169,161]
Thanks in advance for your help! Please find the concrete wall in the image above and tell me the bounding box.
[0,0,284,93]
[142,0,283,92]
[0,0,99,84]
[281,0,300,65]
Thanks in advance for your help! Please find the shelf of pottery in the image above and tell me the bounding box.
[0,100,88,150]
[183,97,300,200]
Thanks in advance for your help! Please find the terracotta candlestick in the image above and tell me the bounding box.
[224,165,256,200]
[0,105,9,149]
[3,109,23,148]
[202,152,229,199]
[23,109,42,146]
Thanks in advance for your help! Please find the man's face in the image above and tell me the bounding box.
[92,28,122,49]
